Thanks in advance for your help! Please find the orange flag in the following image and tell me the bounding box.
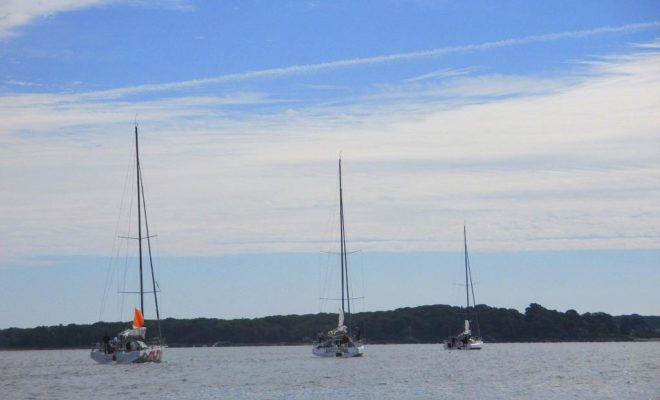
[132,307,144,328]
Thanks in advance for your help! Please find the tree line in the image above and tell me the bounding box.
[1,303,658,349]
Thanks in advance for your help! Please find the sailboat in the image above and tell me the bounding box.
[312,158,364,358]
[443,226,483,350]
[90,124,165,364]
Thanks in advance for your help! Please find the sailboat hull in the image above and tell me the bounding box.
[90,345,164,364]
[313,341,364,358]
[443,338,483,350]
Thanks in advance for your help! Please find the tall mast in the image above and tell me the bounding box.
[338,158,346,317]
[343,206,351,331]
[464,225,469,323]
[135,125,144,314]
[338,158,352,334]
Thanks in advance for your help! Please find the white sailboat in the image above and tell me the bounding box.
[313,158,364,358]
[444,226,483,350]
[91,124,165,364]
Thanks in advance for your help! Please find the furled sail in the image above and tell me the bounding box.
[133,307,145,329]
[338,308,345,328]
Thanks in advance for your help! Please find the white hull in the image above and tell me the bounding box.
[467,339,483,350]
[443,339,483,350]
[90,345,164,364]
[313,341,364,358]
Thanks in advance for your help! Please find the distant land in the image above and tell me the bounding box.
[1,303,658,349]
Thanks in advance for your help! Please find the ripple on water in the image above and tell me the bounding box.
[1,343,659,400]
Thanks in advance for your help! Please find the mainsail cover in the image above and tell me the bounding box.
[133,307,145,329]
[327,308,348,336]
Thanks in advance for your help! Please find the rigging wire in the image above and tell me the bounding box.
[138,158,163,304]
[317,159,364,335]
[318,165,341,314]
[340,162,364,334]
[119,152,136,323]
[138,160,163,340]
[466,249,481,337]
[98,137,137,322]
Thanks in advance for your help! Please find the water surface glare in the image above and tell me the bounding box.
[1,343,659,399]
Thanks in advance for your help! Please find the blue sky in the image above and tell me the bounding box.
[0,1,659,328]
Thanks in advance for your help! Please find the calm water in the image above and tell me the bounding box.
[1,343,659,399]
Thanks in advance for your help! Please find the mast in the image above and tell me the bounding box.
[464,225,469,324]
[135,125,144,314]
[339,158,351,333]
[338,159,346,317]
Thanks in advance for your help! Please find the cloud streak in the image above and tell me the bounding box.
[0,0,193,39]
[77,20,660,99]
[0,43,658,263]
[0,0,110,39]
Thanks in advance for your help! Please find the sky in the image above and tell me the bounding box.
[0,1,659,328]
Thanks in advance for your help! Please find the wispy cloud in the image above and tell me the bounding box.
[0,0,109,39]
[0,0,193,39]
[404,67,477,83]
[0,43,658,262]
[63,21,660,99]
[117,0,194,12]
[2,79,42,87]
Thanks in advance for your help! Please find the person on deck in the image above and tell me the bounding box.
[102,335,111,353]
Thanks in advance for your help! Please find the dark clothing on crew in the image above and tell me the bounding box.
[102,335,111,353]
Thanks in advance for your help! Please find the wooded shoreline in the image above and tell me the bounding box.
[2,303,658,350]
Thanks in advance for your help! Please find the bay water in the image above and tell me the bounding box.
[1,343,659,399]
